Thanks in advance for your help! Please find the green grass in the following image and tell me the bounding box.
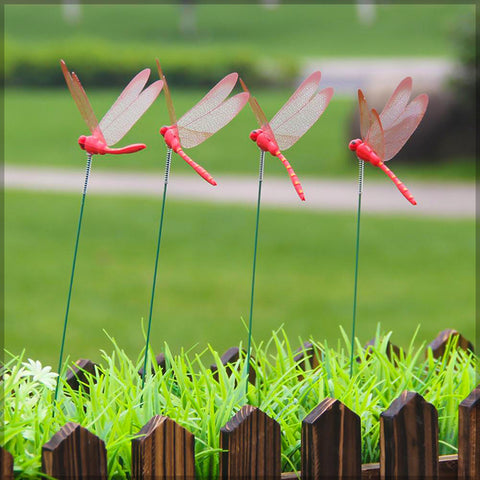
[5,4,472,58]
[2,332,478,478]
[5,88,475,181]
[4,189,475,367]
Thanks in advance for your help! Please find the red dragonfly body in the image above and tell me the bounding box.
[349,77,429,205]
[61,60,163,157]
[241,72,334,201]
[156,60,249,186]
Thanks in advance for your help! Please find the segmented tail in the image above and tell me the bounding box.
[379,162,416,205]
[275,151,305,201]
[176,148,217,186]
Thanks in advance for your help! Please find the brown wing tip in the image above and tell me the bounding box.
[239,78,249,94]
[155,58,165,80]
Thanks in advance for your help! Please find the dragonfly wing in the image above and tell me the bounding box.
[271,87,333,151]
[99,68,151,139]
[383,93,428,161]
[60,60,104,141]
[269,71,322,130]
[178,73,238,127]
[358,89,372,140]
[366,108,385,161]
[240,79,277,142]
[177,92,249,149]
[100,79,163,146]
[379,77,412,131]
[156,59,177,126]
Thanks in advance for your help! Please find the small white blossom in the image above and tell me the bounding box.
[20,359,58,390]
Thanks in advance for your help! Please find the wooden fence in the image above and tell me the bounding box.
[1,329,478,480]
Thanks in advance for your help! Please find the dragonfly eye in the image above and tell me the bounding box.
[78,135,86,150]
[159,126,168,136]
[249,130,260,141]
[349,139,361,151]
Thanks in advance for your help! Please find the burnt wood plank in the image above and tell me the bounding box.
[380,391,439,480]
[138,352,167,377]
[458,385,480,480]
[210,347,256,385]
[220,405,281,479]
[65,358,98,392]
[427,329,474,358]
[131,415,195,479]
[42,422,107,479]
[302,397,361,479]
[0,447,14,480]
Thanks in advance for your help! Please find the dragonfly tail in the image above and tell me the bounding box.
[379,162,416,205]
[177,149,217,186]
[276,151,306,201]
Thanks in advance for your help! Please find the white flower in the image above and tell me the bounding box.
[20,359,58,390]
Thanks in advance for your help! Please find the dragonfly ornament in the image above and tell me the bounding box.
[347,77,428,376]
[240,72,333,392]
[140,61,249,386]
[55,61,163,404]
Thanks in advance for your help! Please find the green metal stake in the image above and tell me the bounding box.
[245,150,265,393]
[349,159,364,377]
[141,147,172,388]
[54,153,93,405]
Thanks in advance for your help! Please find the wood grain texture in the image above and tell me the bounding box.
[458,385,480,480]
[220,405,281,479]
[302,397,361,479]
[427,329,474,358]
[0,447,14,480]
[210,347,256,385]
[42,422,107,479]
[65,358,98,392]
[380,391,439,480]
[131,415,195,479]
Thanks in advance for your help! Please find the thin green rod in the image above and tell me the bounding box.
[141,147,172,388]
[245,150,265,394]
[54,153,92,405]
[349,159,364,377]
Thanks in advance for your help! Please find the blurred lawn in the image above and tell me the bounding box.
[5,88,475,181]
[4,190,475,366]
[5,4,471,58]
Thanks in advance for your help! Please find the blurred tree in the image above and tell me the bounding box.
[179,0,197,37]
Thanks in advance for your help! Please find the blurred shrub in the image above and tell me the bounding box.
[5,37,299,89]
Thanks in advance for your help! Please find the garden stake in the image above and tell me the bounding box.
[141,61,248,381]
[348,77,429,376]
[55,61,163,406]
[54,154,92,404]
[241,74,333,391]
[245,150,265,392]
[141,148,171,388]
[349,159,363,377]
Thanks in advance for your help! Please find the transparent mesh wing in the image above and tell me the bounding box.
[358,90,371,140]
[246,95,277,143]
[99,68,150,139]
[379,77,412,131]
[272,87,333,151]
[60,60,103,141]
[383,94,428,161]
[101,80,163,146]
[156,60,177,126]
[366,109,385,160]
[178,73,238,127]
[178,92,249,149]
[269,71,322,130]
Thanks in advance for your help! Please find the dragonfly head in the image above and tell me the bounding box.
[160,126,168,137]
[249,129,261,142]
[349,139,362,152]
[78,135,87,150]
